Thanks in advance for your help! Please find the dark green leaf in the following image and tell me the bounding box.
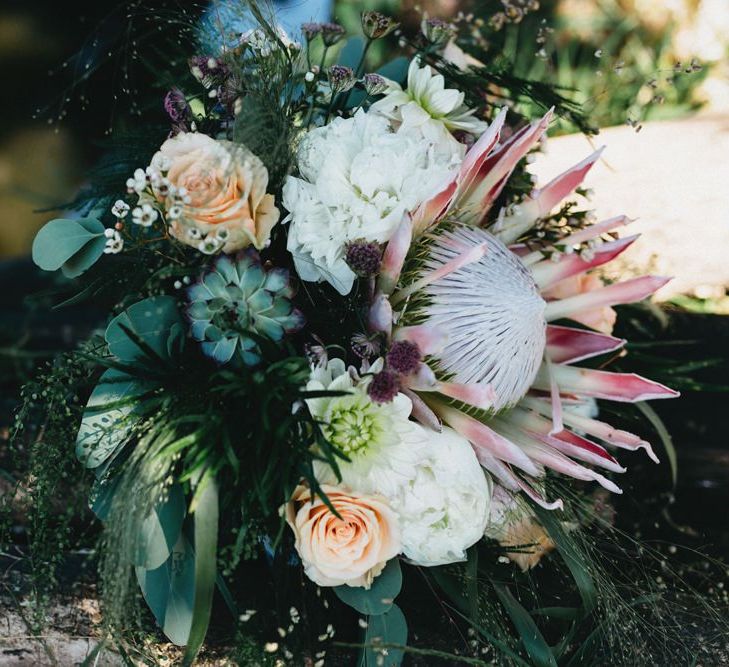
[493,583,557,667]
[182,477,219,665]
[136,533,196,646]
[32,217,106,277]
[135,483,187,570]
[335,558,402,616]
[363,604,408,667]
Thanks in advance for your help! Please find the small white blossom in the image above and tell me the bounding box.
[111,200,130,218]
[198,236,221,254]
[103,230,124,254]
[131,204,159,227]
[150,151,172,172]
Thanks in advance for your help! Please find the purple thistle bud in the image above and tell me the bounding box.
[320,22,346,47]
[386,340,421,375]
[368,370,400,404]
[351,333,382,360]
[361,11,399,40]
[164,88,191,123]
[345,240,382,277]
[421,17,456,45]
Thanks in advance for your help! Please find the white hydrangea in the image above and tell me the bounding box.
[283,110,462,295]
[308,358,492,565]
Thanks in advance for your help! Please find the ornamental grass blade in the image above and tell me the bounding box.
[182,476,219,666]
[635,401,677,487]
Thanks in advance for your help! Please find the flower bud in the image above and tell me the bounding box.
[345,240,382,277]
[368,370,400,404]
[327,65,355,94]
[301,22,322,42]
[421,17,456,46]
[362,73,389,96]
[320,22,346,47]
[361,11,399,40]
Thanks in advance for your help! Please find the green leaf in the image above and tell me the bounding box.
[182,477,219,665]
[32,217,106,278]
[136,533,196,646]
[335,559,402,616]
[363,604,408,667]
[338,36,365,70]
[635,401,677,487]
[135,484,187,570]
[493,583,557,667]
[106,296,184,365]
[76,369,151,469]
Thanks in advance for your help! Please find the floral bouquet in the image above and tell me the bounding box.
[22,2,707,665]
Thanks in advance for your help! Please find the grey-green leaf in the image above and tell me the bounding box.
[32,217,106,276]
[136,533,196,646]
[363,604,408,667]
[335,558,402,616]
[135,484,187,570]
[76,369,151,469]
[106,296,184,364]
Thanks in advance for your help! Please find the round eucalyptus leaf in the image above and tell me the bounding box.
[334,558,402,616]
[32,217,105,274]
[364,603,408,667]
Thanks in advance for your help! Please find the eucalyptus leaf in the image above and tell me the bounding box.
[136,533,196,646]
[76,369,151,469]
[135,484,187,571]
[363,604,408,667]
[32,217,106,277]
[335,559,402,616]
[106,296,184,365]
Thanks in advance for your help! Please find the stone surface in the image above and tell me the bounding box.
[531,112,729,300]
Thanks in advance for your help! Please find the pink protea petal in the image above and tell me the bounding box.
[532,234,639,290]
[412,179,458,236]
[543,357,564,435]
[431,400,541,476]
[533,365,680,402]
[457,109,553,224]
[368,292,392,337]
[390,242,488,306]
[497,148,604,245]
[521,215,632,267]
[536,429,626,473]
[544,275,671,322]
[514,477,564,510]
[546,325,626,364]
[434,380,496,410]
[476,450,522,491]
[394,324,448,356]
[457,106,508,194]
[408,362,438,388]
[378,215,413,295]
[402,388,442,432]
[521,396,660,462]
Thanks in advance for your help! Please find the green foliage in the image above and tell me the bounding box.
[362,603,408,667]
[335,558,402,615]
[32,218,107,278]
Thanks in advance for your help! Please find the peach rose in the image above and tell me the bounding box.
[544,273,617,334]
[285,484,401,588]
[156,132,279,253]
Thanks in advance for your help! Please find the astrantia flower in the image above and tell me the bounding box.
[371,58,488,145]
[309,359,491,564]
[367,107,678,507]
[186,250,304,365]
[282,110,461,294]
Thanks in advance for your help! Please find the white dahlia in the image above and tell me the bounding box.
[282,109,461,295]
[308,358,491,565]
[372,58,488,145]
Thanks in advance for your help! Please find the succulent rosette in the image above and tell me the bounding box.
[186,250,304,365]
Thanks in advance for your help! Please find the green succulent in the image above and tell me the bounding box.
[186,250,304,366]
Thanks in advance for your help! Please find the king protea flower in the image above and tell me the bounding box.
[368,107,678,508]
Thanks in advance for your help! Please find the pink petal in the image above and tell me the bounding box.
[498,148,604,245]
[432,400,541,476]
[435,380,496,410]
[521,215,631,267]
[412,179,458,236]
[402,388,442,432]
[532,234,639,290]
[544,275,671,322]
[378,216,413,295]
[368,293,392,337]
[394,324,448,356]
[533,365,680,402]
[535,429,626,473]
[546,325,626,364]
[458,106,508,190]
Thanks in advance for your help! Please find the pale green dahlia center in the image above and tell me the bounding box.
[324,398,383,457]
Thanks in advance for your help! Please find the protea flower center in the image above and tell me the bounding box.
[405,224,546,411]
